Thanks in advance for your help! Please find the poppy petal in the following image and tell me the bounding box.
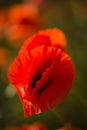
[38,28,66,48]
[21,28,66,51]
[23,48,75,116]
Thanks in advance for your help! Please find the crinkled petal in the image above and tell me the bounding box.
[23,48,75,116]
[8,28,75,117]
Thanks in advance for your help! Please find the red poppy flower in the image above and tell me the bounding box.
[4,122,48,130]
[6,3,42,47]
[57,123,83,130]
[22,122,48,130]
[8,28,75,117]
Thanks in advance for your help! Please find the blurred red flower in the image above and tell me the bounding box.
[5,3,43,47]
[56,123,83,130]
[22,122,48,130]
[4,122,48,130]
[8,28,75,117]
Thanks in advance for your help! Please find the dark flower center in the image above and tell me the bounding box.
[37,81,50,95]
[20,18,37,26]
[31,73,42,88]
[31,73,50,95]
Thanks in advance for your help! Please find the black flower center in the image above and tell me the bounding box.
[31,72,50,95]
[37,81,50,95]
[31,73,42,88]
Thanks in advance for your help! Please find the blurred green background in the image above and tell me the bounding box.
[0,0,87,130]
